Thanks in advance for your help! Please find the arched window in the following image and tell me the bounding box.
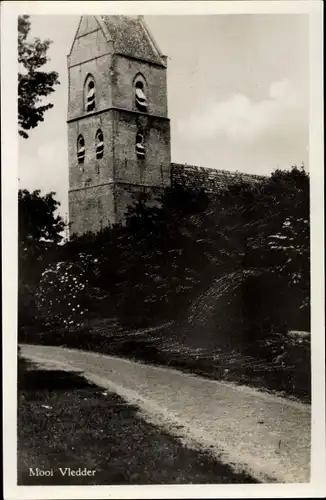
[95,129,104,159]
[134,75,147,112]
[85,76,95,112]
[77,135,85,163]
[136,129,145,158]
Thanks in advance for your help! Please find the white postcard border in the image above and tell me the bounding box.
[1,2,324,499]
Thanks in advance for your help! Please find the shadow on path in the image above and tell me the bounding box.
[17,357,258,485]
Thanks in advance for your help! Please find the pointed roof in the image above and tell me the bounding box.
[99,15,166,66]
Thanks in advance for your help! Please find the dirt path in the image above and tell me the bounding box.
[20,344,311,483]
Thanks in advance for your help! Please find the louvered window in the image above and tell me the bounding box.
[135,81,147,112]
[136,130,145,158]
[77,136,85,163]
[86,80,95,112]
[95,130,104,159]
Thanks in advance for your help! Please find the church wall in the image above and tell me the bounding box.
[73,15,100,39]
[111,55,168,118]
[68,113,114,192]
[69,185,115,237]
[114,184,164,225]
[67,16,172,236]
[68,51,113,121]
[68,27,111,68]
[171,163,266,192]
[112,109,171,187]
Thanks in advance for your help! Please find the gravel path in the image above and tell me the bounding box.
[20,344,311,483]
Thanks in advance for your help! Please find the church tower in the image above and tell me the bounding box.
[67,15,171,236]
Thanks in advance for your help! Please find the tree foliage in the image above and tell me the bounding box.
[18,15,60,138]
[23,166,310,334]
[35,258,91,329]
[18,189,65,328]
[19,189,65,283]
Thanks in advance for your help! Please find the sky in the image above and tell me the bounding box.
[18,14,310,217]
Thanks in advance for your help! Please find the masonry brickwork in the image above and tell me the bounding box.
[67,16,264,237]
[67,15,171,235]
[171,164,265,192]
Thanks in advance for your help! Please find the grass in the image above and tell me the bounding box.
[18,356,257,485]
[19,319,311,403]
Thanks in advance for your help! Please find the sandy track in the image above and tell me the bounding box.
[20,344,311,483]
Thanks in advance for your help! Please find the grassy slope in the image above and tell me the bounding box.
[20,316,310,402]
[18,357,257,485]
[19,269,310,403]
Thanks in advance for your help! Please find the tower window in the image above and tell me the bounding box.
[136,129,145,158]
[86,78,95,112]
[77,135,85,163]
[95,129,104,159]
[135,81,147,112]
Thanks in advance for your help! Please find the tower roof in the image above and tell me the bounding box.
[99,15,166,66]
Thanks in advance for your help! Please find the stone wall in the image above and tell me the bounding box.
[68,113,114,192]
[67,25,113,122]
[114,184,164,224]
[67,15,265,237]
[68,22,171,236]
[69,160,267,236]
[171,163,265,192]
[69,184,115,236]
[113,109,171,187]
[111,54,168,117]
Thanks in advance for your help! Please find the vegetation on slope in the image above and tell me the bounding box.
[18,166,310,399]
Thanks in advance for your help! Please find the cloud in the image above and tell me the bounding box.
[177,79,306,143]
[19,137,69,216]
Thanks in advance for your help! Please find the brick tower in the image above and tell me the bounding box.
[67,15,171,236]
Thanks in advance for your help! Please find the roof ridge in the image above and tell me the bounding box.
[95,15,112,42]
[137,15,165,61]
[171,163,266,179]
[100,15,165,66]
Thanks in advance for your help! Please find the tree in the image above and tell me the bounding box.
[18,15,60,138]
[18,189,65,328]
[19,189,65,283]
[30,167,310,332]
